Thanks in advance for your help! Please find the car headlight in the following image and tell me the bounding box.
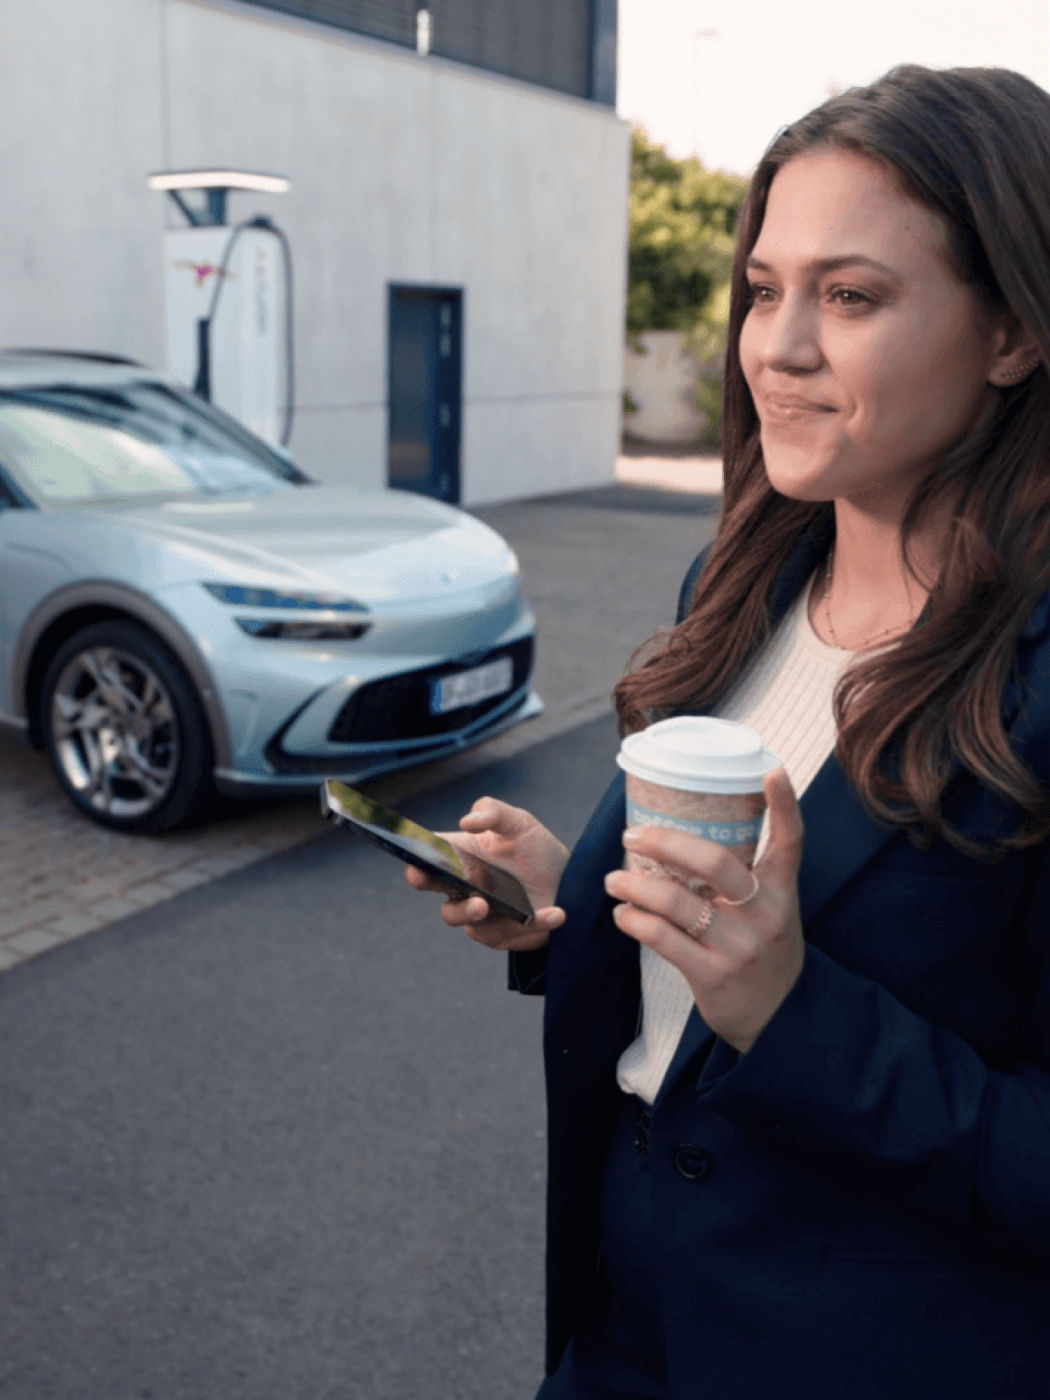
[203,583,369,612]
[203,582,372,640]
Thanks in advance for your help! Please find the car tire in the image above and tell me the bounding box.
[40,619,213,833]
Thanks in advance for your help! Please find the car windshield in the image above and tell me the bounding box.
[0,379,307,505]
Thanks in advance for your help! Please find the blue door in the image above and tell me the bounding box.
[387,286,462,502]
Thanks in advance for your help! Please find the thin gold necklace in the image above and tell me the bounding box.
[822,546,919,650]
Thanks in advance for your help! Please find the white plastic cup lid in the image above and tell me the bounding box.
[616,716,780,794]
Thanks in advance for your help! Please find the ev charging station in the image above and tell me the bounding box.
[147,170,293,448]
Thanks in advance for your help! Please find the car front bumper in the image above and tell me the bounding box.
[212,681,544,796]
[156,575,542,795]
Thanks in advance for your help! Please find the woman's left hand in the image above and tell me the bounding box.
[604,766,805,1054]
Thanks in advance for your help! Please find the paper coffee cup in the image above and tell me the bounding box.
[616,716,780,889]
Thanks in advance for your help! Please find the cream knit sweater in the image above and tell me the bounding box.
[616,570,861,1104]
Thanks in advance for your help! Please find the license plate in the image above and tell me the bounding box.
[430,656,514,715]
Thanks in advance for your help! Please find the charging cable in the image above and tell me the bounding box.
[193,215,296,447]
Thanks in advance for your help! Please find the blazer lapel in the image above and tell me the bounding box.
[545,773,640,1048]
[796,754,896,928]
[656,1006,712,1106]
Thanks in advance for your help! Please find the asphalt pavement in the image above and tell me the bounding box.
[0,712,619,1400]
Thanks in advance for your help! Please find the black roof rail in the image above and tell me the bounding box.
[0,348,145,367]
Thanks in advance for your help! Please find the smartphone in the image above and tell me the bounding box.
[321,779,535,924]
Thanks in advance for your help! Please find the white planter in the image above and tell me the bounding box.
[623,330,706,444]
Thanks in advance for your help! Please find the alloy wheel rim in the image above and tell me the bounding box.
[50,645,179,819]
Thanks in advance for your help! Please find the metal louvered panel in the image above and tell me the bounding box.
[241,0,417,48]
[429,0,592,100]
[238,0,615,105]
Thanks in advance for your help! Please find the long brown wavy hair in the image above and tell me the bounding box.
[614,65,1050,861]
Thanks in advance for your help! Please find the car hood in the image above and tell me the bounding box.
[98,485,517,604]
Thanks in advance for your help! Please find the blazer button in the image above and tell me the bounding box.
[673,1144,714,1181]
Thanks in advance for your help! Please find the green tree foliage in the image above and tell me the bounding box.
[627,128,748,445]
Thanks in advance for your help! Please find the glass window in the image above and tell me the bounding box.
[0,381,307,506]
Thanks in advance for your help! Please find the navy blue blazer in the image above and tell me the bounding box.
[513,517,1050,1397]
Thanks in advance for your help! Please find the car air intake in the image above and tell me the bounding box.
[328,637,534,743]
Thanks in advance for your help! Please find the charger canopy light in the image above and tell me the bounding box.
[148,169,291,226]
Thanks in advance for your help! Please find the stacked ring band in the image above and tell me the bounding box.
[685,871,760,939]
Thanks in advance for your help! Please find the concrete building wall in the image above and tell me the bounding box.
[2,0,629,505]
[624,332,708,445]
[0,0,166,358]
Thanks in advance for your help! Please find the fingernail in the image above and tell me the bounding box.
[622,828,641,847]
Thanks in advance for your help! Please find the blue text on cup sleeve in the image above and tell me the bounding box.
[626,798,763,848]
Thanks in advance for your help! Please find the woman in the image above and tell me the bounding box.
[408,65,1050,1397]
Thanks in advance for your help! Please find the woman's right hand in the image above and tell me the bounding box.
[403,797,569,951]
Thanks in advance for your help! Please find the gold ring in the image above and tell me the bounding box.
[713,871,760,908]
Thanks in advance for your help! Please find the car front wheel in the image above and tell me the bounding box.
[40,620,213,833]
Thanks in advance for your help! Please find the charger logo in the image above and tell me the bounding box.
[172,260,236,287]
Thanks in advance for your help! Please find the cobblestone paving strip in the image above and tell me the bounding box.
[0,456,721,974]
[0,727,326,970]
[0,699,609,974]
